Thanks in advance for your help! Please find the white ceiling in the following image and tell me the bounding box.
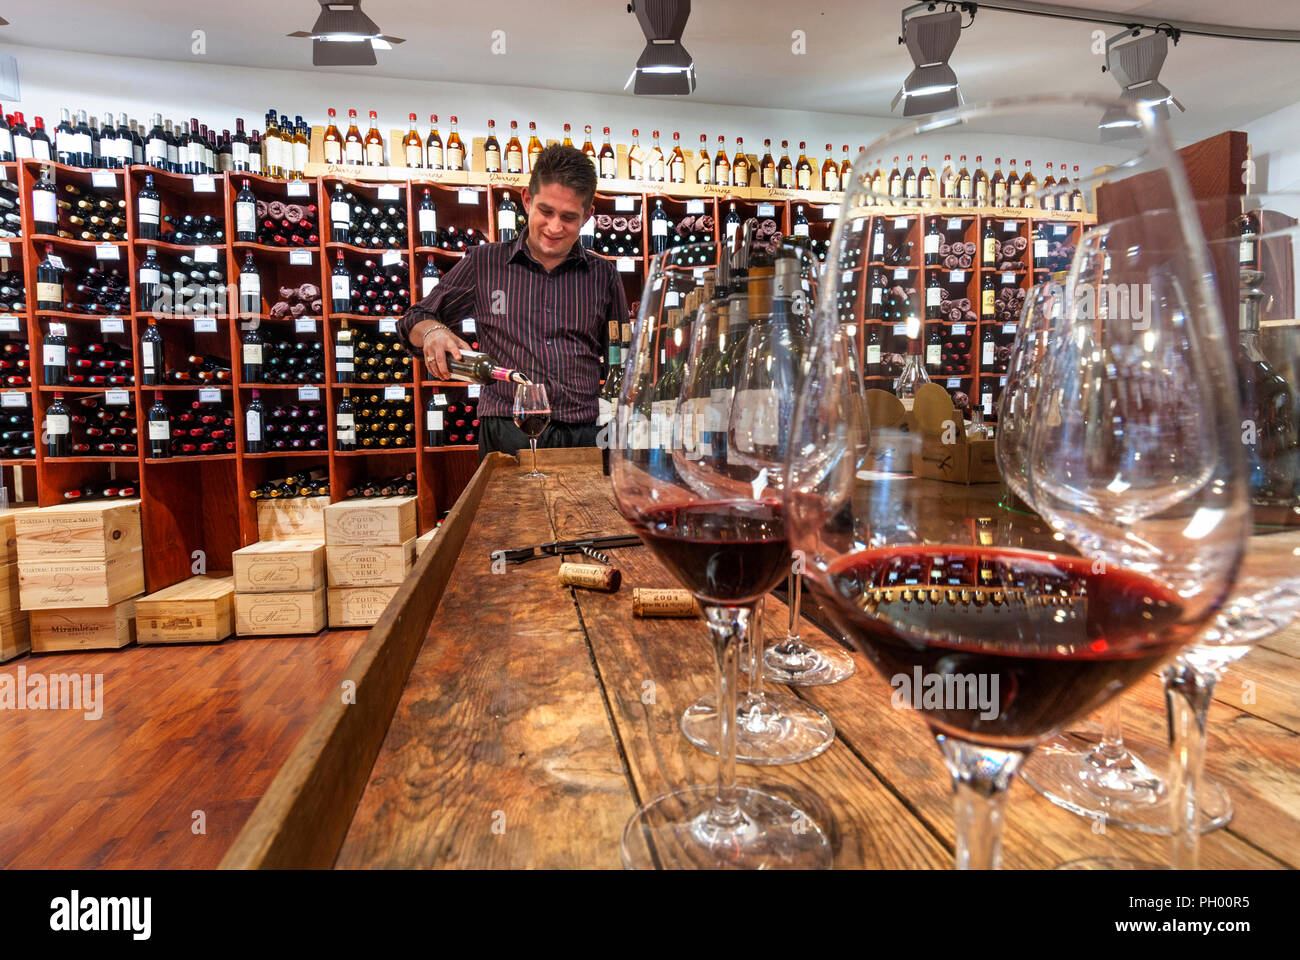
[2,0,1298,141]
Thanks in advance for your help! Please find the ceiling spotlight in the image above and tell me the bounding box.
[1100,26,1185,140]
[892,3,975,116]
[287,1,405,67]
[626,0,696,96]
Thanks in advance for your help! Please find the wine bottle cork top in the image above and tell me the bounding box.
[558,561,621,593]
[632,587,698,618]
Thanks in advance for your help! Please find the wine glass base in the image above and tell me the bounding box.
[763,642,856,686]
[620,785,832,869]
[1022,730,1232,835]
[681,692,835,765]
[520,470,549,480]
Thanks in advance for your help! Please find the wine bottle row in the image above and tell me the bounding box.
[0,340,30,387]
[328,185,407,248]
[335,388,416,450]
[42,327,134,386]
[248,468,330,500]
[45,391,137,457]
[241,334,325,385]
[333,321,411,384]
[243,391,326,453]
[146,394,236,458]
[424,391,479,447]
[233,180,318,247]
[344,471,418,499]
[330,254,411,316]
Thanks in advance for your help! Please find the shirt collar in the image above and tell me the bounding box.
[508,233,591,273]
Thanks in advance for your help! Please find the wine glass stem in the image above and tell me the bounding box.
[788,568,801,639]
[747,597,765,701]
[1094,700,1127,764]
[530,437,539,474]
[704,603,752,828]
[1163,656,1218,870]
[938,738,1026,870]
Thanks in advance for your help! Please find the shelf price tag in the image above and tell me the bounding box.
[378,318,397,333]
[947,218,962,230]
[757,203,776,218]
[286,180,312,197]
[49,322,68,337]
[1053,224,1070,237]
[893,324,909,336]
[664,291,680,307]
[0,242,11,257]
[949,270,965,283]
[457,188,479,205]
[467,384,481,398]
[894,217,909,229]
[841,270,853,285]
[377,184,401,201]
[105,389,131,406]
[193,175,216,193]
[384,385,406,400]
[199,388,222,403]
[614,196,635,212]
[616,257,635,273]
[850,218,866,233]
[893,267,908,280]
[1001,271,1016,284]
[692,267,706,279]
[289,249,313,266]
[953,323,967,335]
[297,385,320,401]
[686,200,705,215]
[0,316,18,332]
[91,170,118,188]
[195,245,219,263]
[381,250,402,266]
[947,378,961,389]
[0,391,26,408]
[100,317,124,334]
[194,317,218,333]
[1003,221,1018,233]
[294,317,316,334]
[822,204,840,219]
[95,244,119,260]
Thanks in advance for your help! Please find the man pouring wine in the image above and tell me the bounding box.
[398,144,627,460]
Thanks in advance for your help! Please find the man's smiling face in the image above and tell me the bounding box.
[522,181,593,261]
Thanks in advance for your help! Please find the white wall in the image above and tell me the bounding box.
[1243,101,1300,193]
[1,43,1125,178]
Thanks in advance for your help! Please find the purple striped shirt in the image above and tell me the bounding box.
[398,236,627,422]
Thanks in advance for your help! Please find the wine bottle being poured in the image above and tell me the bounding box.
[447,349,532,385]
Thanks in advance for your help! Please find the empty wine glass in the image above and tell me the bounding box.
[513,381,550,479]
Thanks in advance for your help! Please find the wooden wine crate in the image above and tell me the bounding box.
[0,504,40,566]
[18,550,145,610]
[0,611,30,662]
[0,559,21,616]
[233,540,326,593]
[327,585,399,628]
[415,528,438,557]
[14,499,142,562]
[136,573,235,645]
[235,587,327,637]
[326,538,416,587]
[257,496,330,542]
[30,598,137,653]
[324,496,417,546]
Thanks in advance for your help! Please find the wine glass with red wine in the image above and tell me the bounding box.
[513,382,550,479]
[786,95,1248,869]
[610,242,832,869]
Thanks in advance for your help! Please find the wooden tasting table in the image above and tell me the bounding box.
[222,449,1300,869]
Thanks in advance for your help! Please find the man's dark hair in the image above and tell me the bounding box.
[528,143,598,208]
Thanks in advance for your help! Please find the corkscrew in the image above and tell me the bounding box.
[497,533,643,565]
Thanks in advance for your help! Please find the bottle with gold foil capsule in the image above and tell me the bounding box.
[506,121,523,174]
[1019,160,1037,209]
[363,110,384,167]
[695,134,711,185]
[759,139,776,188]
[581,124,597,175]
[732,136,749,187]
[713,135,730,185]
[598,126,616,179]
[403,113,424,168]
[322,107,343,165]
[990,157,1006,207]
[425,114,443,169]
[973,155,989,207]
[821,143,839,192]
[561,123,573,147]
[526,121,542,171]
[445,116,465,171]
[668,132,686,184]
[1006,158,1021,208]
[484,119,501,173]
[796,141,814,191]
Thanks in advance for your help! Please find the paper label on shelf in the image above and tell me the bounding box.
[378,185,400,201]
[1002,323,1017,336]
[664,291,680,307]
[298,386,320,401]
[378,318,397,333]
[894,218,908,229]
[42,344,66,366]
[851,218,866,233]
[195,245,219,263]
[894,324,909,336]
[289,249,313,266]
[193,175,216,193]
[418,209,437,234]
[822,204,840,219]
[47,414,70,435]
[382,250,402,266]
[331,201,350,224]
[467,384,481,398]
[422,277,439,297]
[49,322,68,338]
[0,391,26,408]
[686,200,706,215]
[457,189,479,205]
[294,317,316,334]
[953,323,966,335]
[947,378,961,389]
[614,196,635,212]
[90,170,117,188]
[0,242,11,258]
[757,203,776,218]
[893,268,908,280]
[1053,224,1070,237]
[286,180,311,197]
[245,409,261,440]
[949,270,965,283]
[384,386,406,400]
[331,276,350,298]
[1003,221,1018,233]
[616,257,635,273]
[1002,272,1015,284]
[947,218,962,230]
[105,389,130,405]
[199,388,221,403]
[46,254,66,272]
[95,244,119,260]
[195,317,218,333]
[100,317,124,334]
[0,316,17,332]
[147,420,169,441]
[433,393,448,407]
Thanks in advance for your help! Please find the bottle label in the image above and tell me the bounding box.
[976,180,988,204]
[338,427,356,443]
[337,139,360,164]
[708,387,733,433]
[336,413,354,429]
[926,286,941,306]
[794,223,809,237]
[38,282,62,303]
[243,343,263,364]
[245,410,262,439]
[982,340,994,365]
[33,140,51,161]
[0,129,12,156]
[422,277,439,298]
[994,183,1007,205]
[867,344,882,365]
[597,155,615,178]
[335,344,354,359]
[139,267,160,285]
[1034,238,1049,260]
[725,222,739,244]
[498,210,516,232]
[331,201,350,225]
[651,219,669,238]
[984,237,998,263]
[597,397,613,427]
[236,201,256,234]
[797,169,812,190]
[982,289,995,315]
[331,276,350,298]
[418,209,437,234]
[924,233,939,254]
[43,344,66,367]
[242,275,261,296]
[430,410,444,430]
[733,389,780,447]
[148,419,169,440]
[871,287,883,306]
[506,146,523,173]
[249,152,261,174]
[447,146,464,169]
[926,344,942,366]
[34,192,58,224]
[697,162,710,185]
[47,414,70,435]
[1240,240,1254,264]
[872,232,884,257]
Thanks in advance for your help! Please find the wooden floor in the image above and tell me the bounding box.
[0,629,367,869]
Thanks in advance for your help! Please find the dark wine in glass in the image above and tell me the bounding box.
[514,411,550,439]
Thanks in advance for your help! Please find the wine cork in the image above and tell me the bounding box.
[558,562,621,592]
[632,588,698,618]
